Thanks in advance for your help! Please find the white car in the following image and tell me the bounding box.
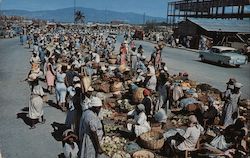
[199,46,248,67]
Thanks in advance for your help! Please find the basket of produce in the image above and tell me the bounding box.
[101,136,128,157]
[111,82,123,92]
[132,150,154,158]
[139,131,164,150]
[132,88,145,103]
[117,99,134,112]
[109,59,117,64]
[239,99,250,109]
[109,54,118,59]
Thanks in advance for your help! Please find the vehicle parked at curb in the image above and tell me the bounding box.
[199,46,248,67]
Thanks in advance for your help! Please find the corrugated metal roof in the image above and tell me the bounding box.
[188,18,250,33]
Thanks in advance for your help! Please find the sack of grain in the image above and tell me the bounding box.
[110,82,123,92]
[132,88,145,103]
[108,59,117,64]
[99,82,110,93]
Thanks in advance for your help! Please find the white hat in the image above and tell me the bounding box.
[28,73,38,81]
[73,76,80,82]
[189,115,198,124]
[90,97,102,108]
[87,86,94,92]
[234,82,243,88]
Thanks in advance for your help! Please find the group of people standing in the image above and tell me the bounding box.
[20,25,248,158]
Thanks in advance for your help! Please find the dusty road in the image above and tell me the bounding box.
[0,37,66,158]
[0,36,249,158]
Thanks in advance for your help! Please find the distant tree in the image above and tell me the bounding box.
[74,10,85,24]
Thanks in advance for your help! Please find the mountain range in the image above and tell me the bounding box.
[2,7,166,24]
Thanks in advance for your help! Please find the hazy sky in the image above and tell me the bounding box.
[0,0,169,17]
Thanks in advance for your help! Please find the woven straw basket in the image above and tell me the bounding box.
[139,131,164,150]
[108,59,117,64]
[133,150,154,158]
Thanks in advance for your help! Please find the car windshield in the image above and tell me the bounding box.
[221,50,241,54]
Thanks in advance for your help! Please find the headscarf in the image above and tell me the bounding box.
[89,97,102,108]
[143,89,151,96]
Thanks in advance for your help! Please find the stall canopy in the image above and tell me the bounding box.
[188,18,250,34]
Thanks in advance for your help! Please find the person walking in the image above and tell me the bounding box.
[45,58,55,94]
[55,65,68,111]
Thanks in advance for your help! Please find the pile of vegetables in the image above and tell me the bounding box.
[117,99,134,112]
[100,108,114,118]
[104,124,123,133]
[170,115,189,127]
[101,136,130,157]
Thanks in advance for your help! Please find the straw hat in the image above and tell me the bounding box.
[62,129,78,141]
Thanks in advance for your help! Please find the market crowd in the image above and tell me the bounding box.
[21,26,249,158]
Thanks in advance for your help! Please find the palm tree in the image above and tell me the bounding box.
[74,10,85,24]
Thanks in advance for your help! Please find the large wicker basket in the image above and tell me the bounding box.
[133,150,154,158]
[139,131,164,150]
[109,54,117,59]
[108,59,117,64]
[110,82,123,92]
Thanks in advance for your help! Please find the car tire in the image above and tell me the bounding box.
[200,55,205,62]
[235,64,240,68]
[218,61,223,65]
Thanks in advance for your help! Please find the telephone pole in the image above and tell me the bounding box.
[74,0,76,23]
[143,12,146,24]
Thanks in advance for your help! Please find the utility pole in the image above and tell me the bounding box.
[74,0,76,24]
[143,12,146,24]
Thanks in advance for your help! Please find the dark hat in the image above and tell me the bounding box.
[226,78,236,85]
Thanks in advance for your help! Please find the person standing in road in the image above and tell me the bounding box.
[79,97,104,158]
[56,65,68,112]
[45,58,55,94]
[28,76,46,129]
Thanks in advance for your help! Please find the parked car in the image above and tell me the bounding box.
[199,46,248,67]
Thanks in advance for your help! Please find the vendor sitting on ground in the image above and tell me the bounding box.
[127,104,151,137]
[164,115,204,156]
[210,116,248,155]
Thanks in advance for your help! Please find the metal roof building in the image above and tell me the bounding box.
[188,18,250,33]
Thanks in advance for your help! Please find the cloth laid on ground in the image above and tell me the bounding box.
[179,97,203,108]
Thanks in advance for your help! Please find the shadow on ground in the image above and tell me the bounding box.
[47,100,61,110]
[51,122,68,142]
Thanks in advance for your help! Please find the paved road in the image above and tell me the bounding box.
[131,40,250,98]
[0,36,249,158]
[0,38,66,158]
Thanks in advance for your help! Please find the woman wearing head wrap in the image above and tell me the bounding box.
[45,57,55,94]
[29,84,45,129]
[141,89,153,116]
[127,104,151,137]
[55,65,67,111]
[166,115,204,156]
[79,97,105,158]
[223,82,242,127]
